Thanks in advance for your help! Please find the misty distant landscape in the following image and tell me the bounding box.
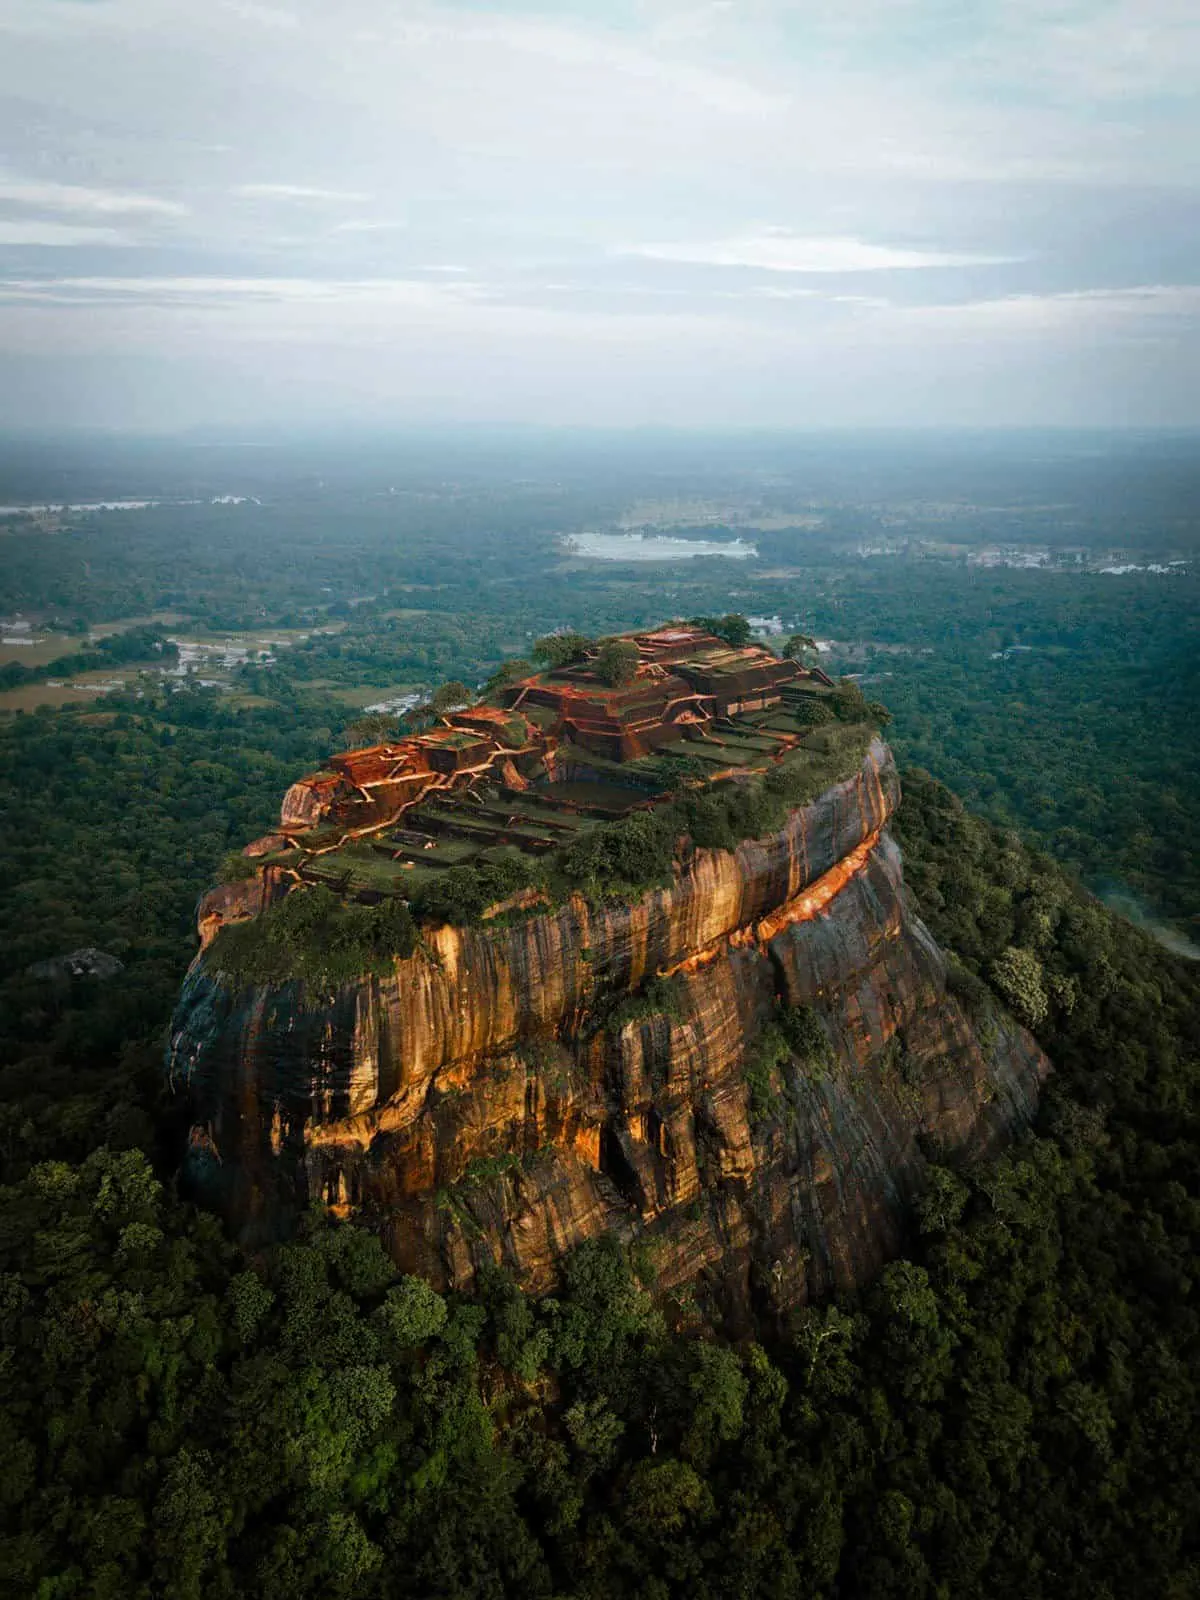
[4,429,1196,945]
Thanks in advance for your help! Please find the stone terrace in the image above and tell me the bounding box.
[244,625,838,901]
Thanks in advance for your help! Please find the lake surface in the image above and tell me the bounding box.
[0,500,159,514]
[563,532,757,562]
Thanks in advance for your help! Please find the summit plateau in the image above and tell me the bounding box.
[167,623,1050,1325]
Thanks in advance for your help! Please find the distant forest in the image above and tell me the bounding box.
[3,433,1196,935]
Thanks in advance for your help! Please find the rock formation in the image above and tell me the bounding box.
[168,734,1049,1326]
[28,947,125,983]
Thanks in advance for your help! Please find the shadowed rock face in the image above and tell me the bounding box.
[168,739,1049,1325]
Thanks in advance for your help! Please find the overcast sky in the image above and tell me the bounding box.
[1,0,1198,430]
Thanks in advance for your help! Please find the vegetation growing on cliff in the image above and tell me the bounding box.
[544,714,876,907]
[742,1024,791,1121]
[601,974,688,1035]
[744,1005,835,1123]
[208,886,417,992]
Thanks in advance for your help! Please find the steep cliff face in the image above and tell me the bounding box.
[168,739,1049,1323]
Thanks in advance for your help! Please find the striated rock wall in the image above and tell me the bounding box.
[168,739,1049,1324]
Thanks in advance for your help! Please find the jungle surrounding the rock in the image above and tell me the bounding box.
[1,432,1198,1597]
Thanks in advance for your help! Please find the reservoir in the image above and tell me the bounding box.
[563,532,757,562]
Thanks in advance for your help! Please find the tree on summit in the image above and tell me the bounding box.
[690,613,752,648]
[404,679,473,730]
[483,657,534,696]
[532,632,595,669]
[784,632,819,661]
[595,640,640,687]
[338,712,399,749]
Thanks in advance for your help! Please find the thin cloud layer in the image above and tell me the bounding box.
[0,0,1196,427]
[233,184,375,203]
[0,276,490,307]
[621,234,1018,273]
[0,222,130,248]
[0,180,186,217]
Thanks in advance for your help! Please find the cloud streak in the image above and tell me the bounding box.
[894,283,1200,333]
[331,219,406,234]
[233,184,374,203]
[621,233,1020,273]
[0,275,489,306]
[0,179,186,217]
[0,221,129,247]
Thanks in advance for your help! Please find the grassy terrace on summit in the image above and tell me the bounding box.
[208,621,887,986]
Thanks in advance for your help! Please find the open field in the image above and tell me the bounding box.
[0,611,192,668]
[0,632,77,667]
[325,683,425,708]
[0,669,138,711]
[88,612,188,637]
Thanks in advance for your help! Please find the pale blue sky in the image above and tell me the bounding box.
[0,0,1197,428]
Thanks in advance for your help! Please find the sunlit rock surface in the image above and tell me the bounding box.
[168,739,1049,1324]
